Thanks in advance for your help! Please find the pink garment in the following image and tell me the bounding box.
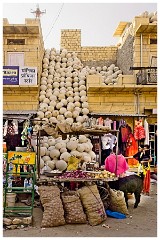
[105,153,129,176]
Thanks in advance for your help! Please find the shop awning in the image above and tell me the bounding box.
[3,110,37,120]
[89,113,147,117]
[113,22,130,37]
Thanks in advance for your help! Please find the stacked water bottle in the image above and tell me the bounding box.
[8,161,14,192]
[23,178,33,192]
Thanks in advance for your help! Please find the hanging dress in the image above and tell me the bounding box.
[126,133,138,166]
[134,119,145,140]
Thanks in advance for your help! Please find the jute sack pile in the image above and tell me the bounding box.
[61,191,87,224]
[38,185,60,205]
[77,184,107,226]
[108,188,129,215]
[38,185,65,227]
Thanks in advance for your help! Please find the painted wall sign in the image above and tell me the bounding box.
[3,66,19,85]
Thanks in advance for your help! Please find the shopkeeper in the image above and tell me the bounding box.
[105,146,129,177]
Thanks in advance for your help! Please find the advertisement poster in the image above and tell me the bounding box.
[8,151,36,165]
[3,66,19,85]
[19,66,37,85]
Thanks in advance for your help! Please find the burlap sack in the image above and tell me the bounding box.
[61,191,87,224]
[108,188,129,215]
[77,184,107,226]
[43,126,59,138]
[97,185,111,210]
[39,185,65,227]
[38,185,60,205]
[41,197,65,227]
[57,122,71,133]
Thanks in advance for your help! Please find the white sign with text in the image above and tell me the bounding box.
[19,66,37,85]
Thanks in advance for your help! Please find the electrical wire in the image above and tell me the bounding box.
[44,3,64,42]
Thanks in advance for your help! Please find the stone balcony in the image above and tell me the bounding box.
[87,74,157,93]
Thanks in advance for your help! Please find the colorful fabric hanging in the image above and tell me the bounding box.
[134,119,145,140]
[125,133,138,166]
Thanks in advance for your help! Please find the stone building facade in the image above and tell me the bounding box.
[3,18,44,112]
[60,15,157,125]
[61,29,117,68]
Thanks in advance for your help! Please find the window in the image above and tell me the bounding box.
[7,52,24,66]
[150,39,157,44]
[7,39,25,45]
[150,56,157,67]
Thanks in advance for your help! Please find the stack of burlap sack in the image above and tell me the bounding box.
[38,183,128,228]
[38,184,107,227]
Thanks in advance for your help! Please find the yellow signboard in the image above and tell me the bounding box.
[8,151,36,165]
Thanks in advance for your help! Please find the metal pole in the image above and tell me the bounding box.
[137,93,140,115]
[99,136,101,166]
[140,33,143,67]
[37,130,41,178]
[115,131,119,176]
[36,132,39,178]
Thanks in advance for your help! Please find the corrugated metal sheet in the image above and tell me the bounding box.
[3,110,37,120]
[3,110,37,114]
[89,113,147,117]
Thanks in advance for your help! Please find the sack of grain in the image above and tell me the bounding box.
[41,197,65,227]
[77,184,107,226]
[39,185,66,227]
[108,188,129,215]
[43,126,59,138]
[61,191,87,224]
[38,185,60,205]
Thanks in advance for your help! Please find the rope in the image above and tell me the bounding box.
[44,3,64,42]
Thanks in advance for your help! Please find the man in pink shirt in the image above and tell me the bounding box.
[105,147,129,177]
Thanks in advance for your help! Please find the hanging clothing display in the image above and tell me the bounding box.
[119,119,126,128]
[96,117,104,126]
[5,123,21,151]
[101,134,111,150]
[119,119,132,143]
[118,124,132,155]
[113,121,117,130]
[90,117,97,128]
[125,133,138,166]
[101,134,117,150]
[104,118,113,129]
[12,119,19,134]
[7,123,15,136]
[134,119,145,140]
[21,120,33,149]
[120,126,131,143]
[101,133,117,165]
[144,119,149,145]
[3,120,8,137]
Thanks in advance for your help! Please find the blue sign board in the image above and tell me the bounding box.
[3,66,19,85]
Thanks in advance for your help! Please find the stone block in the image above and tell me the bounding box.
[145,96,156,102]
[3,218,12,226]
